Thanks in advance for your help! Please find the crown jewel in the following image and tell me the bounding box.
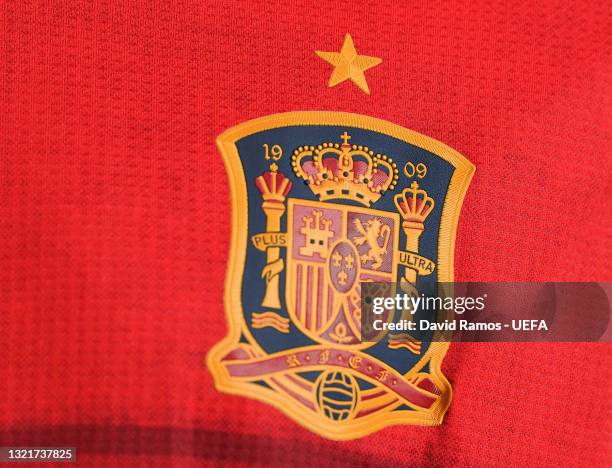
[291,132,399,206]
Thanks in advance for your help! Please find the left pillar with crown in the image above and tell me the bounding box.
[254,163,292,308]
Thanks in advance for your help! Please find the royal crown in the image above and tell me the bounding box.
[394,181,435,229]
[255,163,292,203]
[291,132,399,206]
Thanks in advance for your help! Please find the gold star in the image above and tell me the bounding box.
[316,34,382,95]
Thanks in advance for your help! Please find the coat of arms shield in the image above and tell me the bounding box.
[285,198,400,347]
[207,112,474,439]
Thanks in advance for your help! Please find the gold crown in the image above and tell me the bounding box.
[255,163,292,203]
[291,132,399,206]
[394,181,435,229]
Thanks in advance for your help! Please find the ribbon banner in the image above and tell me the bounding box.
[222,345,439,410]
[396,250,436,276]
[251,232,288,251]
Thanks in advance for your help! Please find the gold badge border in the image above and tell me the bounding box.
[206,111,475,439]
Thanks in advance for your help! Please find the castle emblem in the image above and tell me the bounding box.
[207,112,474,439]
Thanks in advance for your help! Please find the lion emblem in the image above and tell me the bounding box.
[352,217,391,269]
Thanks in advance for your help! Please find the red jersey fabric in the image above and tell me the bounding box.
[1,1,610,466]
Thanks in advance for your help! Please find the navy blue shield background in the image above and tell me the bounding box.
[234,125,454,378]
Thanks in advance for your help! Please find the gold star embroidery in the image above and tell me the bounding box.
[316,34,382,95]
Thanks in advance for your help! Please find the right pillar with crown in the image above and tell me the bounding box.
[394,181,435,288]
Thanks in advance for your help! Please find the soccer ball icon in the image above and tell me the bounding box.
[315,370,359,421]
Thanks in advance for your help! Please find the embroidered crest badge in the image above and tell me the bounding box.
[207,112,474,439]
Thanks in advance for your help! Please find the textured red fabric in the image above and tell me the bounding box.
[1,1,610,466]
